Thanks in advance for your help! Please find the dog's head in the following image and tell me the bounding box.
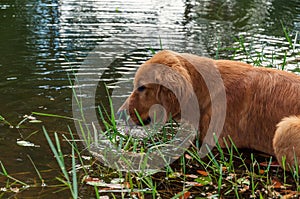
[118,50,194,126]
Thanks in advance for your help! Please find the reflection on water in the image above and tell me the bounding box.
[0,0,300,197]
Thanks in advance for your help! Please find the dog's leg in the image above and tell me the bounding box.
[273,116,300,171]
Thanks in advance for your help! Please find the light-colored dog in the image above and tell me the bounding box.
[119,50,300,170]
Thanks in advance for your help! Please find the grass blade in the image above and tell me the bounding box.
[72,146,78,199]
[32,112,81,121]
[0,161,28,186]
[27,155,45,186]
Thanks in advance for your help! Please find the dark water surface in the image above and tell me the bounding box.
[0,0,300,197]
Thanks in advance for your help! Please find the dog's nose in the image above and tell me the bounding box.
[137,116,151,126]
[143,116,152,125]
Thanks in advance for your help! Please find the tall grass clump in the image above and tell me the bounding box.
[43,127,78,199]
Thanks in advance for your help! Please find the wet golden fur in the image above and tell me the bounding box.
[119,50,300,170]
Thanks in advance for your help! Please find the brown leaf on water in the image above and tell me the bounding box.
[196,170,209,176]
[179,191,191,199]
[272,178,282,189]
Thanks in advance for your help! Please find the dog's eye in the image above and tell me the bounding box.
[137,85,146,92]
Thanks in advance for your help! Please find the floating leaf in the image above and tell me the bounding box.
[185,174,198,179]
[25,115,36,120]
[184,181,203,187]
[196,170,209,176]
[29,120,42,123]
[16,140,40,147]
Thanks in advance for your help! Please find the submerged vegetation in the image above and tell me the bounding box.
[0,27,300,198]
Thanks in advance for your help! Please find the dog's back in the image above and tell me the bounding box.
[216,60,300,169]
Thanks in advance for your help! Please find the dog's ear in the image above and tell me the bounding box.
[156,85,180,120]
[154,65,194,119]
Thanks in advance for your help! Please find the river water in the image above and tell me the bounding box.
[0,0,300,197]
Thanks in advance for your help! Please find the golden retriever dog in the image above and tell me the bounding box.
[119,50,300,170]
